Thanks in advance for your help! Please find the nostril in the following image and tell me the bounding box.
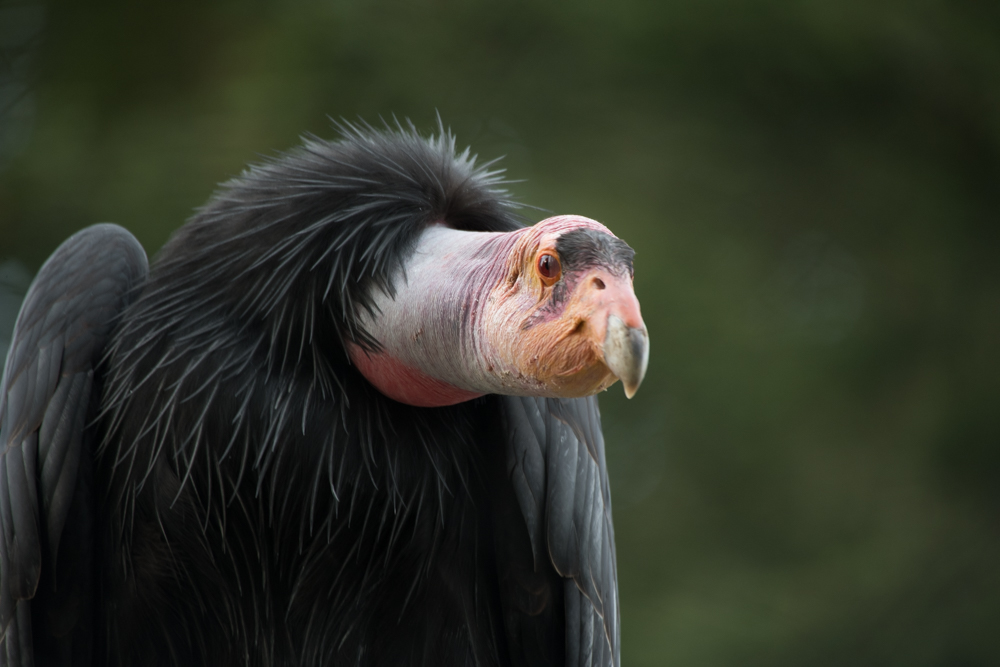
[593,277,605,290]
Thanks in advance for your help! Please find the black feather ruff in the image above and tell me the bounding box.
[94,121,528,666]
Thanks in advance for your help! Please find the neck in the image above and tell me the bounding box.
[348,225,516,406]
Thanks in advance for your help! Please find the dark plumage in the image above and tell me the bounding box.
[0,123,627,667]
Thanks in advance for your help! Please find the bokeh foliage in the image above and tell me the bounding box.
[1,0,999,664]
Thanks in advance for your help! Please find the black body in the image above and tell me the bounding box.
[0,124,619,666]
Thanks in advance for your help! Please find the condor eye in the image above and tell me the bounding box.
[537,253,561,283]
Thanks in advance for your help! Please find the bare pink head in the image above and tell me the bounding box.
[349,215,649,406]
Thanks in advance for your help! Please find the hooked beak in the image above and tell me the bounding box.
[603,314,649,398]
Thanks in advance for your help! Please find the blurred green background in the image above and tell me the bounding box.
[2,1,999,664]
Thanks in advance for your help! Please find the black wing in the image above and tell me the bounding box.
[495,396,620,667]
[0,224,147,667]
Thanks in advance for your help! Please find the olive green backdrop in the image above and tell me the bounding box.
[1,1,999,665]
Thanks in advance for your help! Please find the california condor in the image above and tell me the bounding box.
[0,123,648,667]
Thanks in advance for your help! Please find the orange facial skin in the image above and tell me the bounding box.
[481,216,645,398]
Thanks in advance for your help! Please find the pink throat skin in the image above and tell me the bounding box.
[347,215,617,407]
[349,346,484,407]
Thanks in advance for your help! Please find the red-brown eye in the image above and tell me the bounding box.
[537,253,561,282]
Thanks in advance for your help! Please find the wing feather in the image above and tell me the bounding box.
[499,395,620,667]
[504,396,548,570]
[0,224,147,667]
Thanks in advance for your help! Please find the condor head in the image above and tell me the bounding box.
[349,215,649,407]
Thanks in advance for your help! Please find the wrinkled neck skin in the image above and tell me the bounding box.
[350,225,511,406]
[350,217,608,406]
